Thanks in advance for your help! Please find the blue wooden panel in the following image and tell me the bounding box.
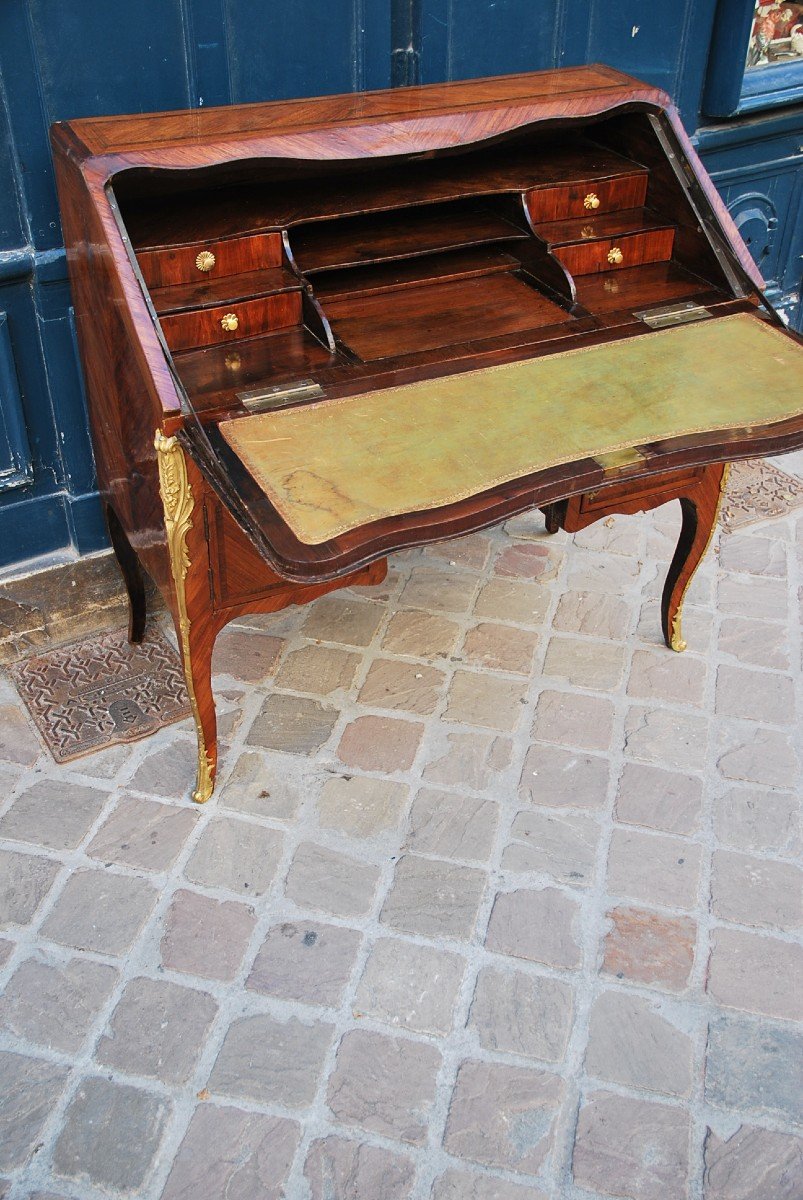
[225,0,391,101]
[0,312,33,493]
[421,0,560,82]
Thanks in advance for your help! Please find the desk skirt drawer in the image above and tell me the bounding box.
[160,290,302,351]
[525,173,648,223]
[579,466,705,515]
[556,228,675,276]
[137,231,283,289]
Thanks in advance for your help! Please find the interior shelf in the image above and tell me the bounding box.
[325,272,570,361]
[532,207,674,248]
[289,202,530,275]
[574,262,715,314]
[312,246,521,302]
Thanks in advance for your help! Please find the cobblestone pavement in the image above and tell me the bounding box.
[0,457,801,1200]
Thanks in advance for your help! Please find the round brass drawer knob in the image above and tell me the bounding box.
[607,246,624,265]
[584,192,601,210]
[220,312,239,332]
[195,250,216,272]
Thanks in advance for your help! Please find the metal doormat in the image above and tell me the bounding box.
[721,458,803,532]
[9,625,191,763]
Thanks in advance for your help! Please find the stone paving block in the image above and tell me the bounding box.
[87,794,198,871]
[162,1103,300,1200]
[615,762,702,835]
[285,841,380,918]
[572,1090,689,1200]
[473,579,550,625]
[406,788,498,861]
[381,855,486,939]
[211,627,283,681]
[703,1123,803,1200]
[705,1014,803,1122]
[359,658,446,714]
[543,636,626,691]
[209,1012,334,1108]
[712,786,800,857]
[552,589,630,640]
[716,664,795,724]
[444,1059,563,1175]
[502,809,599,887]
[338,714,424,772]
[637,599,713,652]
[532,690,615,753]
[0,940,12,968]
[0,850,60,928]
[486,888,581,970]
[302,595,386,644]
[711,849,802,931]
[716,724,799,788]
[354,937,465,1034]
[424,730,511,791]
[519,743,609,809]
[574,516,642,555]
[567,549,641,592]
[0,956,117,1053]
[462,622,539,675]
[718,574,788,621]
[96,977,217,1084]
[0,705,41,766]
[494,542,560,581]
[317,774,409,838]
[305,1135,416,1200]
[220,749,306,820]
[0,779,108,850]
[624,705,709,772]
[247,693,339,754]
[627,647,707,705]
[52,1077,169,1192]
[469,965,573,1062]
[327,1029,441,1144]
[128,738,198,798]
[585,990,693,1097]
[0,1051,69,1171]
[444,671,527,732]
[40,869,157,955]
[607,827,702,910]
[184,815,283,897]
[401,567,478,613]
[431,1169,548,1200]
[248,920,362,1007]
[717,615,790,670]
[160,888,256,981]
[382,609,461,659]
[707,926,802,1021]
[425,532,492,570]
[601,905,696,992]
[719,534,787,576]
[274,643,360,695]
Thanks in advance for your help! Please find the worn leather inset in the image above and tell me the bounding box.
[220,314,803,545]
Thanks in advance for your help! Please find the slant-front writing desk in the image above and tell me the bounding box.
[51,66,803,802]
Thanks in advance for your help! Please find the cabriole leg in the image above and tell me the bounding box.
[106,504,147,643]
[661,462,730,652]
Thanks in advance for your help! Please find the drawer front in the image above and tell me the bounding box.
[555,228,674,276]
[526,173,648,224]
[137,231,283,289]
[579,466,704,515]
[160,290,302,352]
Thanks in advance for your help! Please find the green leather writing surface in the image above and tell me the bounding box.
[219,314,803,545]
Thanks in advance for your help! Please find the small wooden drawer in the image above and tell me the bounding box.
[525,172,648,223]
[137,231,284,289]
[160,290,302,352]
[579,466,704,515]
[555,228,674,276]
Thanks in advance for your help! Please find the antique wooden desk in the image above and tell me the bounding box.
[51,66,803,803]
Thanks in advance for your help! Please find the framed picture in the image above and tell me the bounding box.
[704,0,803,115]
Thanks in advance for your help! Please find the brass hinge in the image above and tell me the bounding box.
[237,379,324,413]
[634,301,713,329]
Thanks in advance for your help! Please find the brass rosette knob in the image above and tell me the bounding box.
[583,192,600,210]
[195,250,216,272]
[220,313,239,332]
[607,246,624,265]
